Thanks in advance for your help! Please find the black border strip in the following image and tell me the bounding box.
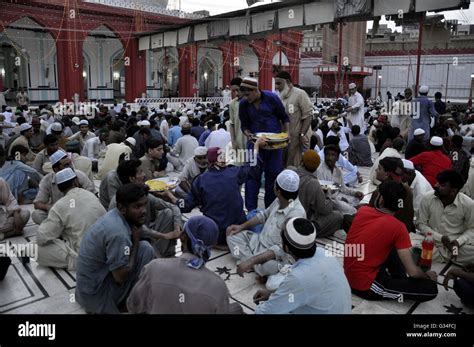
[406,302,421,315]
[64,269,76,282]
[22,262,49,297]
[229,295,255,312]
[209,251,230,262]
[0,263,49,313]
[0,264,33,309]
[50,268,75,291]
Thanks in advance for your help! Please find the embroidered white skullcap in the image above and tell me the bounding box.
[430,136,443,146]
[276,169,300,193]
[125,137,136,147]
[51,122,63,132]
[348,82,357,89]
[414,128,425,136]
[284,217,317,250]
[194,146,208,156]
[419,85,429,94]
[50,150,67,166]
[55,168,77,184]
[19,123,32,132]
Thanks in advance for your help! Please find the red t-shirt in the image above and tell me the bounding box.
[410,150,452,187]
[343,206,412,291]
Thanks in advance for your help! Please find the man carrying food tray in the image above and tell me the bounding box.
[239,77,290,211]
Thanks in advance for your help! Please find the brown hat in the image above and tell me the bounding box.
[302,150,321,172]
[241,77,258,90]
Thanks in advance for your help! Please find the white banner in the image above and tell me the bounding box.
[415,0,462,12]
[229,18,250,36]
[151,34,164,49]
[252,11,275,33]
[194,24,209,41]
[304,2,334,25]
[164,31,178,47]
[178,27,191,45]
[373,0,411,17]
[139,36,150,51]
[278,5,304,29]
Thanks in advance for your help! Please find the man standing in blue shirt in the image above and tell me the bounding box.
[239,77,290,210]
[408,85,438,142]
[253,218,352,314]
[167,117,182,147]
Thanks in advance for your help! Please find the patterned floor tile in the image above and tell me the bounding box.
[352,300,400,314]
[412,285,474,315]
[7,289,84,314]
[230,283,266,312]
[0,262,49,313]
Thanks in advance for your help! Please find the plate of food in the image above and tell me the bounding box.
[319,180,340,192]
[146,177,180,192]
[255,132,289,143]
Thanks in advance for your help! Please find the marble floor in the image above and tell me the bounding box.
[1,163,473,315]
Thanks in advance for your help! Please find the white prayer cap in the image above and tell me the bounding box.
[194,146,208,156]
[187,110,194,116]
[125,137,136,147]
[402,159,415,171]
[373,120,379,126]
[55,168,77,185]
[166,108,172,112]
[72,116,81,125]
[328,120,335,128]
[5,106,12,111]
[419,85,429,94]
[140,120,150,127]
[348,82,357,89]
[79,120,89,126]
[430,136,443,147]
[413,128,425,136]
[276,169,300,193]
[19,123,32,132]
[51,122,63,132]
[284,217,317,250]
[50,150,68,166]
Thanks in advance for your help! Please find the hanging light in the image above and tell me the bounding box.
[113,72,120,80]
[204,72,208,80]
[83,71,87,78]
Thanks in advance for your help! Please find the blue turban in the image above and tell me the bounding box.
[184,216,219,269]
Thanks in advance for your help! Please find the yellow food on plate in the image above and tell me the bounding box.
[146,180,168,191]
[264,133,288,140]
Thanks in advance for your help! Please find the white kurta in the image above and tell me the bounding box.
[348,91,366,133]
[410,170,434,213]
[417,191,474,265]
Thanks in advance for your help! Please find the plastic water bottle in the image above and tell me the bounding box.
[418,232,434,271]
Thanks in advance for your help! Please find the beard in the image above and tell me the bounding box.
[277,83,291,99]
